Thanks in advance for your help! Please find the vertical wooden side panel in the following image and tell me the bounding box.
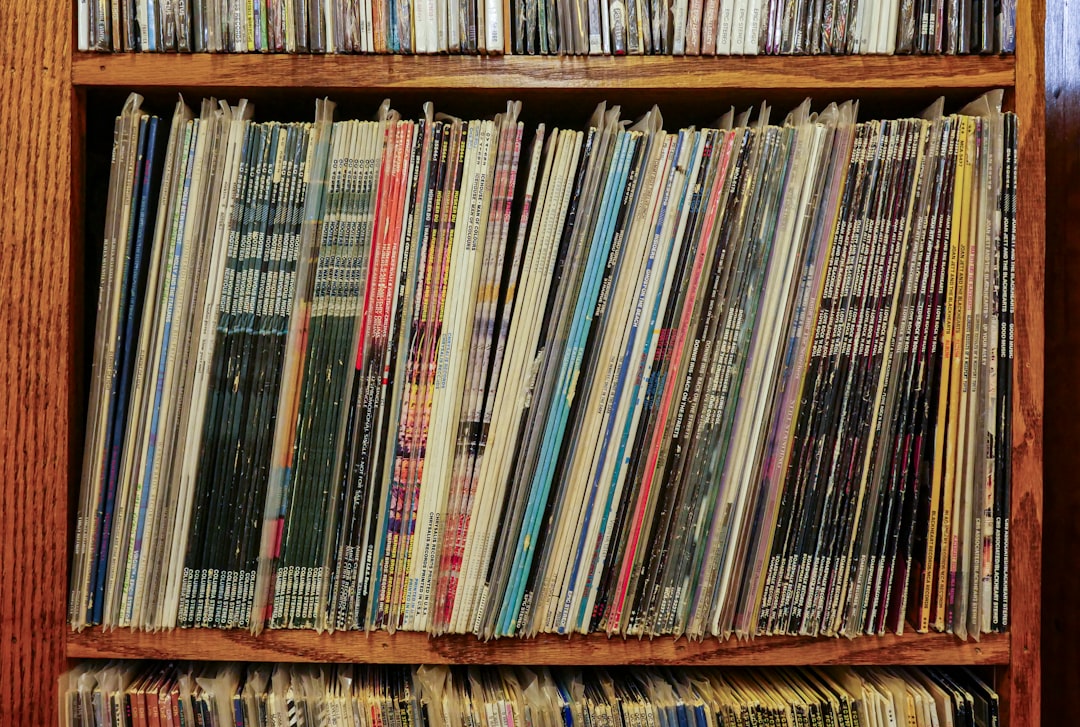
[0,0,74,723]
[1004,0,1045,725]
[1041,0,1079,718]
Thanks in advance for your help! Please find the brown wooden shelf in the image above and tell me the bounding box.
[67,628,1010,666]
[71,52,1015,93]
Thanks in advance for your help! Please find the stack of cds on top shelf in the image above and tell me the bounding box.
[60,662,1000,727]
[78,0,506,53]
[69,90,1015,641]
[512,0,1017,55]
[75,0,1016,54]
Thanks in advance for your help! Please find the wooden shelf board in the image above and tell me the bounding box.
[67,629,1010,666]
[71,53,1015,92]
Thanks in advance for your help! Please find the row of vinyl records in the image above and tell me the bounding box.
[70,89,1017,642]
[61,662,1000,727]
[76,0,1017,54]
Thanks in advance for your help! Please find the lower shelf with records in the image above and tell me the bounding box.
[69,87,1017,644]
[60,660,1001,727]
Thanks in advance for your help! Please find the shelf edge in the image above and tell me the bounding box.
[71,53,1016,92]
[66,629,1010,666]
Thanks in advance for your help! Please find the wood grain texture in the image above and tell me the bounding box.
[71,52,1015,91]
[1003,0,1046,725]
[66,629,1010,666]
[0,0,73,723]
[1042,0,1077,721]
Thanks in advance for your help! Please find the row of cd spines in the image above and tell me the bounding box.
[77,0,1016,54]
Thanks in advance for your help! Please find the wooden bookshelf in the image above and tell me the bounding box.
[67,629,1011,666]
[72,52,1015,92]
[0,0,1044,723]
